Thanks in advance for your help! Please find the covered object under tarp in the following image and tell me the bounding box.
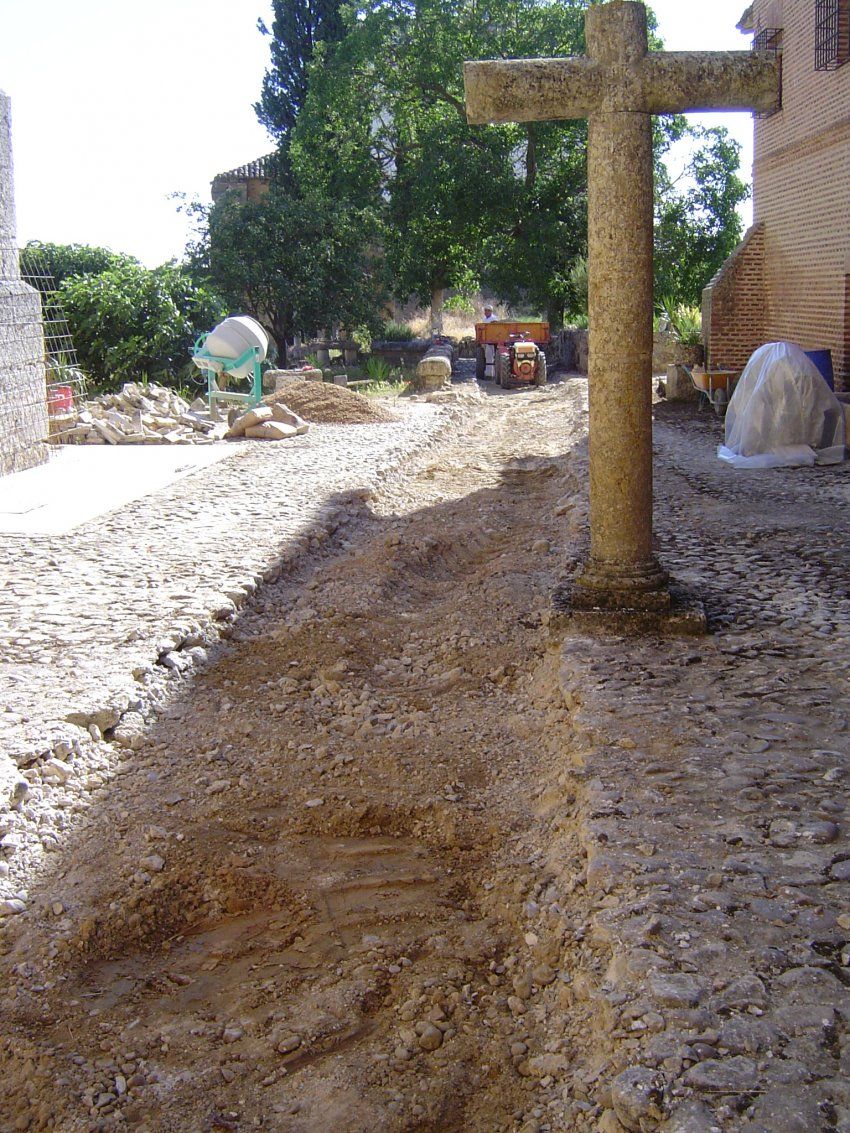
[718,342,846,469]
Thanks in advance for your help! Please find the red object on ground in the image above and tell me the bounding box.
[47,385,74,415]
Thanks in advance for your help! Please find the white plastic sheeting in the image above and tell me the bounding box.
[718,342,846,469]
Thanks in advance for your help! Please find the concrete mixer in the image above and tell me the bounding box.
[191,316,269,412]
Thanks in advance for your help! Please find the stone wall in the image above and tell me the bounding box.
[369,339,432,368]
[553,327,702,375]
[651,333,705,372]
[0,91,47,476]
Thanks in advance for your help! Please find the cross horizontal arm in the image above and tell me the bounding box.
[643,52,780,114]
[463,52,780,125]
[464,59,601,124]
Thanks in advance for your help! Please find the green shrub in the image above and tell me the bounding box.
[658,296,702,346]
[382,321,415,341]
[363,355,393,382]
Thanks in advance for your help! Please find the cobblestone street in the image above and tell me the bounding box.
[0,379,849,1132]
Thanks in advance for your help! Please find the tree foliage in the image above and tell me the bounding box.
[256,0,346,141]
[207,186,380,363]
[59,261,225,390]
[291,0,590,326]
[235,0,750,334]
[654,125,749,306]
[21,240,134,292]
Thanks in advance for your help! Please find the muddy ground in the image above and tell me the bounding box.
[3,373,849,1133]
[0,379,599,1132]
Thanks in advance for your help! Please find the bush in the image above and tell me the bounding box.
[363,356,394,382]
[658,296,702,346]
[381,321,415,341]
[60,262,226,391]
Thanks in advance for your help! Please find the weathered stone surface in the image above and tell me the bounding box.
[464,0,780,615]
[225,404,273,436]
[610,1066,667,1131]
[665,364,700,402]
[57,383,230,446]
[415,344,454,392]
[683,1056,758,1092]
[1,91,48,476]
[245,421,299,440]
[658,1102,722,1133]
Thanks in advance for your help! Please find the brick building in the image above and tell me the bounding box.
[703,0,850,388]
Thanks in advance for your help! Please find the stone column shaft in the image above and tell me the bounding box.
[575,109,667,608]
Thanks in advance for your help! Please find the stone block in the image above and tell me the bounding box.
[245,421,299,440]
[226,406,273,438]
[665,364,699,401]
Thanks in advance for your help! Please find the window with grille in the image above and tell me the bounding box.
[815,0,850,70]
[753,27,783,116]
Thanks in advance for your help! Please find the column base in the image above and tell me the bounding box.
[550,560,706,637]
[573,557,671,613]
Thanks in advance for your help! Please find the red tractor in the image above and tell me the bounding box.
[474,320,550,388]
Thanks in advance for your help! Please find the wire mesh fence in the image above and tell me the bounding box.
[18,247,87,438]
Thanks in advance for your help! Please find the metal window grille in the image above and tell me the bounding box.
[815,0,850,70]
[753,28,783,116]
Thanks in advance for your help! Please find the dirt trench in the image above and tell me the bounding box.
[0,381,603,1133]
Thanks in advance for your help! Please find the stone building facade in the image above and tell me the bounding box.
[211,155,273,206]
[703,0,850,386]
[0,91,47,476]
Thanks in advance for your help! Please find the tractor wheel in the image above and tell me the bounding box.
[496,353,508,387]
[475,346,486,381]
[533,352,548,386]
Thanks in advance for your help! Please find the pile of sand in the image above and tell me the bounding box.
[264,379,398,425]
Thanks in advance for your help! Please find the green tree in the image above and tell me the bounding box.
[20,240,134,292]
[256,0,346,141]
[654,125,749,305]
[207,186,380,363]
[59,261,225,390]
[292,0,589,328]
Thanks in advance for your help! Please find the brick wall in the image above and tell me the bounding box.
[754,0,850,387]
[702,224,766,373]
[706,1,850,388]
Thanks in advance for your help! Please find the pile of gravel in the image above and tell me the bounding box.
[264,379,398,426]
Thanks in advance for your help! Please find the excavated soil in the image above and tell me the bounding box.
[0,381,594,1133]
[264,381,399,425]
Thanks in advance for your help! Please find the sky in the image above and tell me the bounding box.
[1,0,755,269]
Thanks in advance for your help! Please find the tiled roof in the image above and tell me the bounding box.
[212,154,275,183]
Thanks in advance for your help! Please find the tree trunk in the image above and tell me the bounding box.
[271,326,288,367]
[430,285,445,335]
[271,308,289,367]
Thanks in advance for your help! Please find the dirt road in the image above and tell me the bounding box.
[0,379,596,1133]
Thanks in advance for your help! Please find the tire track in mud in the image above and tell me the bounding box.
[0,382,594,1133]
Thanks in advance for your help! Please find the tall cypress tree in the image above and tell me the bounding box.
[255,0,345,142]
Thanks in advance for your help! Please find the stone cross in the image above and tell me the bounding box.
[464,1,779,617]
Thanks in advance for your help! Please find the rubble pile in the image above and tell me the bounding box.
[55,383,228,446]
[265,378,398,425]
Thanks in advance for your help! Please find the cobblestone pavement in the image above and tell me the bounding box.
[1,382,850,1132]
[547,402,850,1131]
[0,401,452,784]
